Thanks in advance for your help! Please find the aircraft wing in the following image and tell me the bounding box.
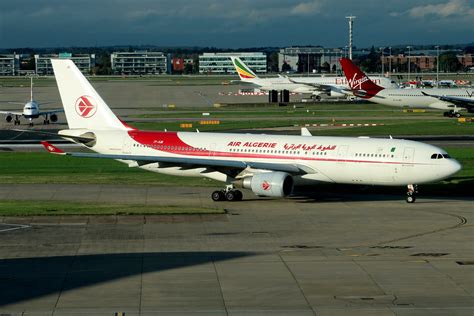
[41,141,315,175]
[0,110,23,116]
[286,78,332,92]
[421,91,474,110]
[38,109,64,115]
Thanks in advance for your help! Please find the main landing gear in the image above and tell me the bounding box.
[211,185,243,202]
[406,184,418,203]
[443,110,461,118]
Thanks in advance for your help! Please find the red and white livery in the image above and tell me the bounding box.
[43,59,462,203]
[339,58,474,118]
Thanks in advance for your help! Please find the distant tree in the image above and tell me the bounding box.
[193,55,200,73]
[359,46,380,72]
[281,62,292,72]
[183,63,193,74]
[321,61,330,73]
[439,52,463,72]
[94,53,112,75]
[464,46,474,54]
[267,52,279,72]
[332,64,337,73]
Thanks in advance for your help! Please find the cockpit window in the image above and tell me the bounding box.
[431,153,447,159]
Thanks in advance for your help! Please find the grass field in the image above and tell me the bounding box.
[0,200,223,216]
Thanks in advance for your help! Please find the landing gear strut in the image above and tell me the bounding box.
[406,184,418,203]
[211,184,243,202]
[443,110,461,118]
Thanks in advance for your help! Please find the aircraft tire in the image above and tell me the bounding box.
[211,190,225,202]
[406,194,416,203]
[234,190,243,201]
[225,190,237,202]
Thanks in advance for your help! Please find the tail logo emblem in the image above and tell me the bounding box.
[75,95,97,118]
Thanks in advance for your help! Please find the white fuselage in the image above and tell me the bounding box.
[23,101,40,119]
[372,88,474,110]
[250,76,396,95]
[73,129,460,187]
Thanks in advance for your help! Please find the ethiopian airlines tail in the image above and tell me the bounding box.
[51,59,130,130]
[339,58,384,98]
[230,57,259,82]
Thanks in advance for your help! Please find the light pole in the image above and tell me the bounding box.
[389,47,392,74]
[435,45,440,88]
[407,46,411,82]
[380,47,385,76]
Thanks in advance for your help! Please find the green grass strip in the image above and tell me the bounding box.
[0,200,224,216]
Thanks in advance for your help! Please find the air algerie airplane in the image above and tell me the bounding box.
[0,77,63,126]
[230,56,398,100]
[339,58,474,118]
[41,59,461,203]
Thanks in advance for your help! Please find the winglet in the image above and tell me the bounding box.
[301,127,312,136]
[40,141,65,154]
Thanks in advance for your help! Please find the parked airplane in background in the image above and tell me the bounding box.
[42,59,461,203]
[0,77,63,126]
[230,57,398,100]
[339,58,474,117]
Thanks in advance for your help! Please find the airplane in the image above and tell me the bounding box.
[339,58,474,118]
[0,77,63,126]
[41,59,461,204]
[230,56,398,100]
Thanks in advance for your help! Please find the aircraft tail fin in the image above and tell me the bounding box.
[51,59,131,131]
[230,57,259,82]
[339,58,384,98]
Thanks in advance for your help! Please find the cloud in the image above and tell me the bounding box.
[290,1,322,16]
[391,0,474,19]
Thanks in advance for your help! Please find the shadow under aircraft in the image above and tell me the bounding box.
[0,251,254,307]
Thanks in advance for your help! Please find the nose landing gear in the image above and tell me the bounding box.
[406,184,418,203]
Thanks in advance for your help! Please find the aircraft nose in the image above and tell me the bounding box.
[450,159,462,175]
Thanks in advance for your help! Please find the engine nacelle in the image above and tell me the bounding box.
[241,172,293,197]
[5,114,13,123]
[50,113,58,122]
[329,90,346,98]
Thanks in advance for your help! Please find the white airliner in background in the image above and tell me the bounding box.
[339,58,474,117]
[230,57,398,100]
[0,77,63,126]
[42,59,461,203]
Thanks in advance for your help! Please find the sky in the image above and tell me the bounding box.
[0,0,473,49]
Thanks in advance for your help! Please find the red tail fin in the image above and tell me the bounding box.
[339,58,383,98]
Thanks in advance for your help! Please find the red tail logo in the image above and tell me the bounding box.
[339,58,383,98]
[75,95,97,118]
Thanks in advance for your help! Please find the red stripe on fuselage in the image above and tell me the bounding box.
[127,130,426,166]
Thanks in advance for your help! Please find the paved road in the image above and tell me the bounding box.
[0,184,473,315]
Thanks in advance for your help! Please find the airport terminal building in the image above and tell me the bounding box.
[35,53,95,75]
[111,51,168,75]
[279,47,343,73]
[0,54,20,76]
[198,52,267,74]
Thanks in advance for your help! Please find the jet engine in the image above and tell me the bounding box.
[329,90,346,98]
[240,172,293,197]
[5,114,13,123]
[50,113,58,122]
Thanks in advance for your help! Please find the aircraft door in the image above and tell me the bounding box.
[337,145,349,158]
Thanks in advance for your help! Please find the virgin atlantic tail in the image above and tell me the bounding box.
[339,58,384,99]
